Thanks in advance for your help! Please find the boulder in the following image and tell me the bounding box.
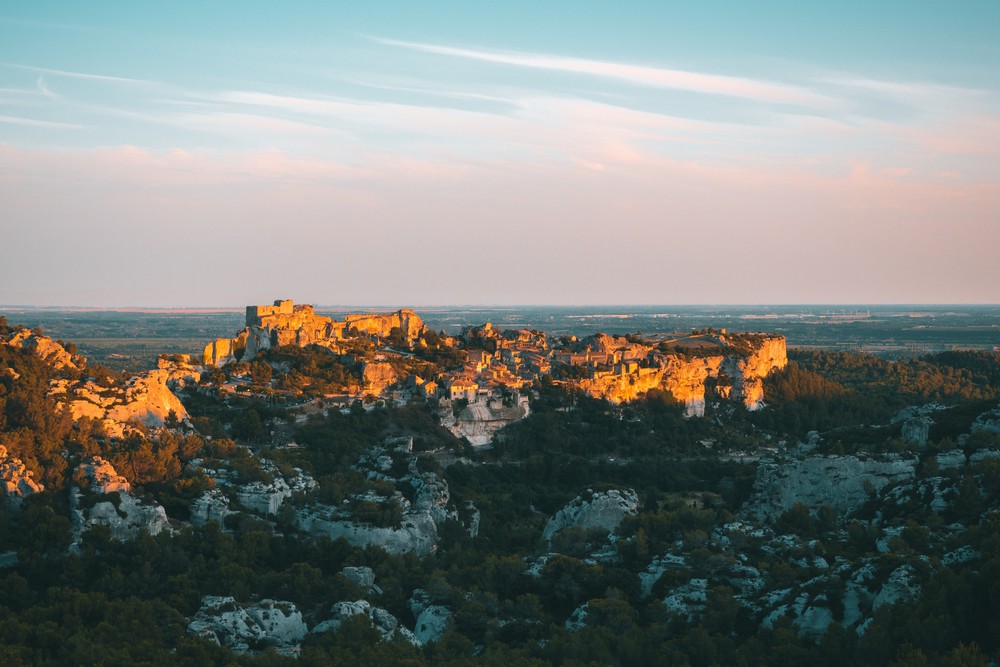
[341,566,379,594]
[72,458,170,542]
[187,596,307,654]
[543,488,639,544]
[314,600,419,645]
[414,605,452,644]
[296,505,439,556]
[190,489,233,527]
[0,445,44,502]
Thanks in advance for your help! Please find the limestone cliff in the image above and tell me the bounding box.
[51,369,189,439]
[203,299,426,365]
[575,335,786,416]
[744,454,917,522]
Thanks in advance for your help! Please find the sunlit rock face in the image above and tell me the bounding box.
[187,596,308,655]
[575,336,787,416]
[5,328,81,370]
[50,369,188,439]
[722,335,788,410]
[542,488,639,544]
[744,454,917,523]
[0,445,43,503]
[362,362,398,394]
[156,354,203,387]
[71,457,170,541]
[202,299,426,365]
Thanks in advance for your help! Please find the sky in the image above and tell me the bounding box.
[1,1,998,307]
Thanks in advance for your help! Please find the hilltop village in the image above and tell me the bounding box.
[203,299,787,441]
[4,304,1000,664]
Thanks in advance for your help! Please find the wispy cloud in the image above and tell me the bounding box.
[0,62,151,85]
[0,114,83,129]
[374,37,829,107]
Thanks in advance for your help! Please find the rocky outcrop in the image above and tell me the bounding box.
[362,362,399,394]
[187,596,308,655]
[341,566,380,594]
[190,489,233,527]
[0,445,43,502]
[313,600,420,645]
[5,328,81,370]
[893,404,948,447]
[71,458,170,542]
[872,564,921,610]
[744,454,917,523]
[51,369,188,439]
[575,336,786,416]
[543,488,639,544]
[447,393,530,446]
[413,605,452,644]
[233,463,316,516]
[972,401,1000,435]
[296,505,439,556]
[157,354,203,387]
[721,335,788,410]
[203,300,426,365]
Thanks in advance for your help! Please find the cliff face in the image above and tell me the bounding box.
[51,369,189,439]
[574,336,787,416]
[722,336,788,410]
[6,329,82,370]
[345,309,424,340]
[744,454,917,522]
[203,300,426,365]
[362,362,399,394]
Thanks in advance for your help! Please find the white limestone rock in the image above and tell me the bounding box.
[414,605,452,644]
[639,553,687,598]
[341,566,379,594]
[662,578,708,621]
[745,455,917,523]
[565,603,589,631]
[237,477,291,515]
[873,565,921,610]
[187,596,307,654]
[190,489,233,527]
[296,504,439,556]
[542,488,639,544]
[972,402,1000,435]
[934,449,967,470]
[71,458,170,542]
[314,600,419,646]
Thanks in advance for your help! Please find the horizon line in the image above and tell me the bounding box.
[3,302,1000,312]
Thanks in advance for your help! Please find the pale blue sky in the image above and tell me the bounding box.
[1,2,998,306]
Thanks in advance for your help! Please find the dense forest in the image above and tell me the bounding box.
[2,319,1000,666]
